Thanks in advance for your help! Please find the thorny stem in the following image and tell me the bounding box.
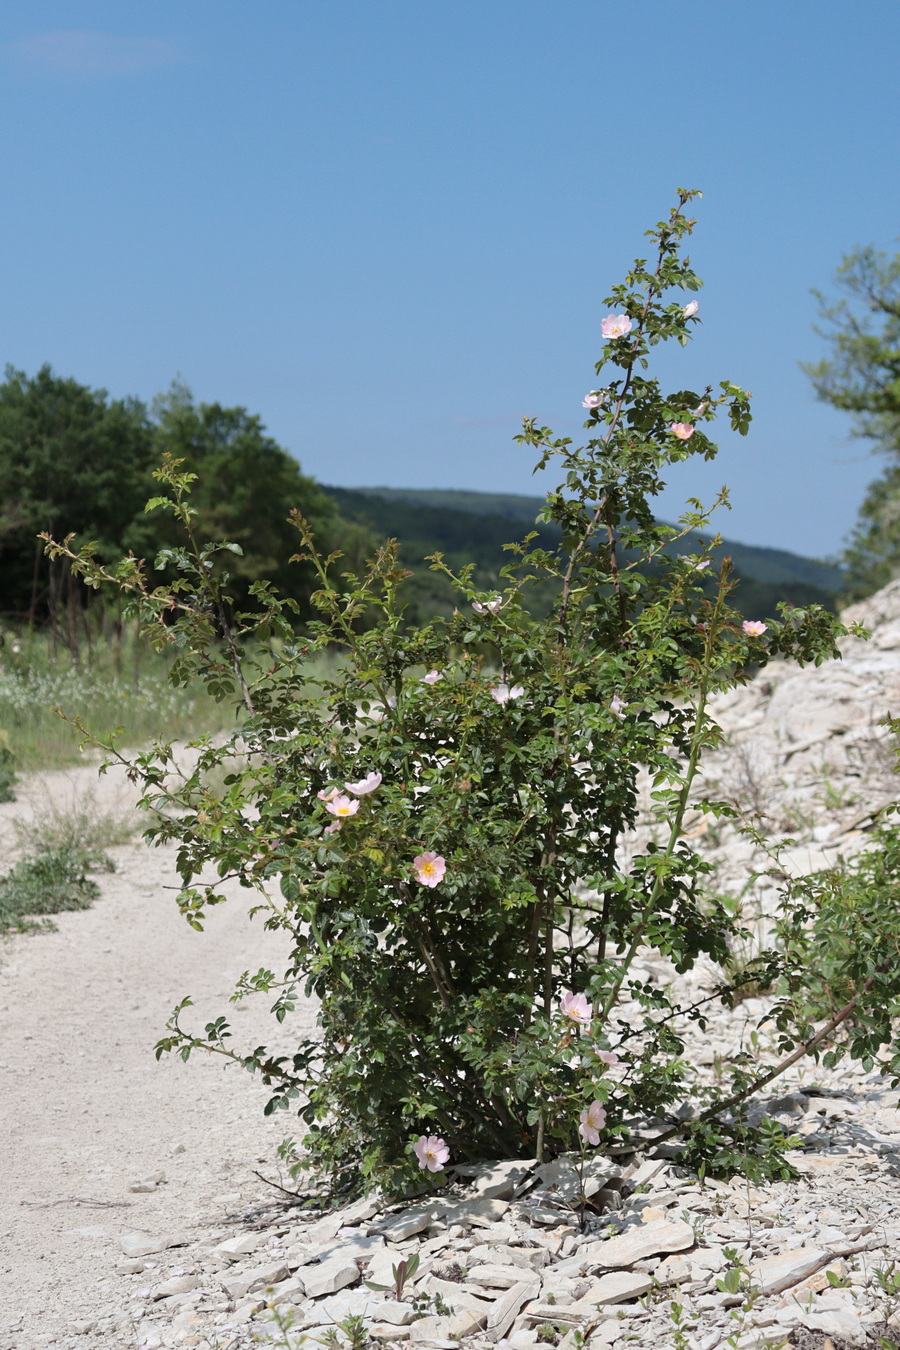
[596,566,731,1030]
[651,960,890,1147]
[596,819,619,964]
[404,890,456,1008]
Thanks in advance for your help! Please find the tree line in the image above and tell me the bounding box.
[0,367,370,635]
[3,253,900,643]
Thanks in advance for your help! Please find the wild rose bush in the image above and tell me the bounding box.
[48,192,853,1192]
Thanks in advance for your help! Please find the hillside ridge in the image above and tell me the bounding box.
[325,484,844,596]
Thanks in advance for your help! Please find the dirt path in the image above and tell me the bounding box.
[0,763,315,1349]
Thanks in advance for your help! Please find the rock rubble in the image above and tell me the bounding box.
[14,581,900,1350]
[94,1102,900,1350]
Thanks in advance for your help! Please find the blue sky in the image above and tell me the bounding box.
[1,2,898,558]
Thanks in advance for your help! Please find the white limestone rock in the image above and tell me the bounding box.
[580,1270,654,1305]
[301,1255,361,1299]
[151,1274,201,1300]
[365,1298,418,1325]
[213,1231,265,1261]
[118,1232,186,1259]
[466,1262,531,1289]
[485,1278,541,1341]
[373,1206,441,1241]
[575,1219,695,1271]
[409,1308,487,1340]
[221,1259,291,1300]
[452,1159,536,1200]
[750,1247,829,1295]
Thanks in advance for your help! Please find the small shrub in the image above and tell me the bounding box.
[45,192,861,1194]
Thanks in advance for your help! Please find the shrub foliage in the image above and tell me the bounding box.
[47,193,861,1191]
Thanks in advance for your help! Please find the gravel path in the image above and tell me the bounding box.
[6,581,900,1349]
[0,762,314,1350]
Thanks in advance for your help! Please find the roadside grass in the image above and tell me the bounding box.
[0,787,134,935]
[11,789,136,857]
[0,624,236,772]
[0,624,345,933]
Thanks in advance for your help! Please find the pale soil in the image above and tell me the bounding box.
[0,761,316,1350]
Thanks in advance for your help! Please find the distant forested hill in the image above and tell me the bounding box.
[323,485,843,622]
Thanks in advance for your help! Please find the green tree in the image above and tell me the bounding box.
[0,364,153,624]
[139,383,371,615]
[0,368,370,630]
[804,245,900,598]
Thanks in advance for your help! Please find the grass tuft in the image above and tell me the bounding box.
[12,791,135,857]
[0,846,113,932]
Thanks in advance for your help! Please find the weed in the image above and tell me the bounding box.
[336,1314,369,1350]
[364,1252,420,1301]
[667,1301,695,1350]
[410,1289,452,1318]
[0,731,17,802]
[715,1246,765,1348]
[825,1267,852,1289]
[536,1324,562,1345]
[0,846,113,932]
[871,1263,900,1330]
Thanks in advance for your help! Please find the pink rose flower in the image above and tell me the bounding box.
[421,670,443,685]
[610,695,626,720]
[560,989,592,1026]
[682,299,699,318]
[742,620,768,637]
[413,851,446,888]
[323,821,342,835]
[325,795,360,818]
[414,1135,450,1172]
[601,314,633,340]
[595,1049,622,1069]
[472,596,502,615]
[670,423,695,440]
[491,682,525,705]
[582,391,607,410]
[578,1100,607,1146]
[317,787,339,802]
[345,772,382,795]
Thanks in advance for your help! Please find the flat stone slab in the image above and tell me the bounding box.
[214,1231,265,1261]
[117,1232,189,1259]
[750,1247,830,1296]
[581,1270,654,1305]
[523,1301,595,1326]
[466,1262,531,1289]
[372,1206,441,1241]
[302,1256,362,1299]
[365,1299,417,1326]
[452,1159,537,1200]
[437,1197,510,1225]
[409,1309,486,1340]
[151,1274,201,1301]
[486,1278,541,1341]
[313,1233,385,1264]
[576,1219,696,1270]
[222,1259,290,1300]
